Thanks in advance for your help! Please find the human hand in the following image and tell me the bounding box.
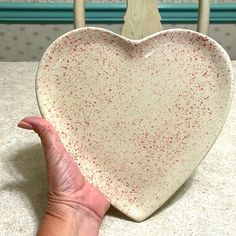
[18,116,110,236]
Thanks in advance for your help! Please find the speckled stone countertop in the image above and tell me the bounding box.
[0,62,235,236]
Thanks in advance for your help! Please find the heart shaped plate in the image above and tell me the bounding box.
[36,27,233,221]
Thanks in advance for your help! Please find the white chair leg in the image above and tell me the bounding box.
[74,0,85,29]
[197,0,210,35]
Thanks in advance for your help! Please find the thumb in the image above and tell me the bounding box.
[18,116,66,156]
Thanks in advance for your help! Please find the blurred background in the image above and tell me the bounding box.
[0,0,235,61]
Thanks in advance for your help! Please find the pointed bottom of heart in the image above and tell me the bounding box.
[126,207,155,222]
[112,198,166,222]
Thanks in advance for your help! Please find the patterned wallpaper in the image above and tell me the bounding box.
[0,0,235,61]
[0,23,235,61]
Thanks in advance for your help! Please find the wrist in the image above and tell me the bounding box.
[47,180,110,221]
[46,201,103,225]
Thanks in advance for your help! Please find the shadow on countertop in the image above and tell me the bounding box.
[2,144,48,223]
[2,143,194,224]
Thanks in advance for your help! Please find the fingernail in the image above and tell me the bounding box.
[17,121,33,130]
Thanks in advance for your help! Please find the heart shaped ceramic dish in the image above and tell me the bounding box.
[36,27,233,222]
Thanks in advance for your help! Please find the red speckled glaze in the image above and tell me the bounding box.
[36,27,233,222]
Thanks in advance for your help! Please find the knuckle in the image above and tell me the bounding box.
[38,125,54,138]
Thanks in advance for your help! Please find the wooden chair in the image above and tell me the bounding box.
[74,0,210,39]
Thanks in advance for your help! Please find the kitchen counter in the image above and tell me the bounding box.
[0,62,235,236]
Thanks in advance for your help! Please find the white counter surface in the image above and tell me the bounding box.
[0,62,235,236]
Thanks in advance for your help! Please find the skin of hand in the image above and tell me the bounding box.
[18,116,110,236]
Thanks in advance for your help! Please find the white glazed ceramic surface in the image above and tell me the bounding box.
[36,27,233,222]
